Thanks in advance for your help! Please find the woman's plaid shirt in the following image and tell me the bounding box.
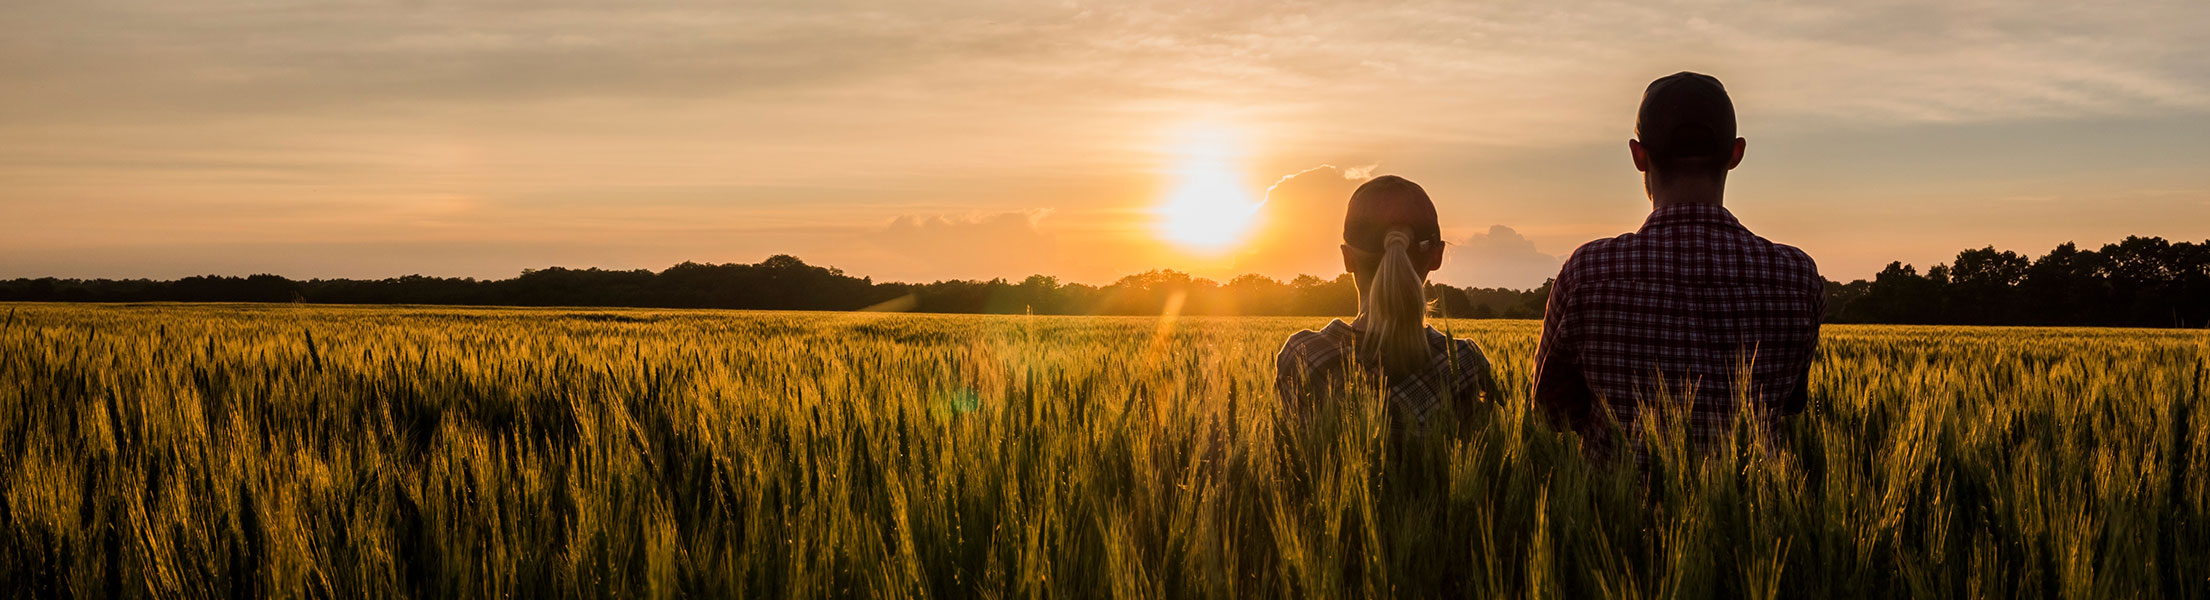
[1275,319,1495,425]
[1534,203,1823,457]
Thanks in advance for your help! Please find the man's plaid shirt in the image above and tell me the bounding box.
[1534,203,1823,457]
[1275,319,1495,426]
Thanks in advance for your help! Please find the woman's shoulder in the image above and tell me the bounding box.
[1277,319,1357,366]
[1424,327,1493,367]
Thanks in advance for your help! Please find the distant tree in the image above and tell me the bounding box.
[1288,274,1358,317]
[1224,274,1293,316]
[2174,241,2210,328]
[1861,262,1942,323]
[2020,243,2105,325]
[1425,282,1475,319]
[1949,247,2028,324]
[1512,280,1553,319]
[1823,279,1871,322]
[1460,286,1525,319]
[2099,237,2184,326]
[1016,275,1063,314]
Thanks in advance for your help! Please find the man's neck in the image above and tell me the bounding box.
[1649,179,1726,209]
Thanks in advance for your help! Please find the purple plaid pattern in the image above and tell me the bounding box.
[1535,204,1823,456]
[1276,319,1495,425]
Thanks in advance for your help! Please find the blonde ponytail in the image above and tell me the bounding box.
[1361,229,1432,377]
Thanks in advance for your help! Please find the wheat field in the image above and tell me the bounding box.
[1,303,2205,598]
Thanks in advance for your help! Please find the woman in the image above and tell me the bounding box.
[1274,175,1497,429]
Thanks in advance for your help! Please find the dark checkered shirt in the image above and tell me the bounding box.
[1276,319,1495,427]
[1534,203,1823,458]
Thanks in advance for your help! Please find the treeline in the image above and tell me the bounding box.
[3,236,2204,327]
[0,254,1550,318]
[1823,236,2209,328]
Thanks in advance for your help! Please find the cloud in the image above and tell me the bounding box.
[864,210,1059,282]
[4,0,2207,282]
[1433,225,1562,290]
[1260,163,1377,201]
[1237,164,1371,277]
[17,2,2204,141]
[1240,166,1563,290]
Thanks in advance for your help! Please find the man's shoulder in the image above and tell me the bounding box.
[1563,235,1627,264]
[1766,239,1818,269]
[1554,234,1637,290]
[1562,222,1821,278]
[1747,236,1824,288]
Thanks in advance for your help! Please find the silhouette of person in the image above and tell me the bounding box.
[1275,175,1498,431]
[1533,72,1825,464]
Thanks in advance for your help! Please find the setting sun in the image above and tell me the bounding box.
[1158,168,1262,252]
[1155,125,1264,254]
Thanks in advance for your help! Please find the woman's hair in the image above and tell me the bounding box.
[1344,176,1441,377]
[1363,229,1431,376]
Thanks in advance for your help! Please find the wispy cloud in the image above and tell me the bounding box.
[2,0,2206,280]
[1263,164,1369,203]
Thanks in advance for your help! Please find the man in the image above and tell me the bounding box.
[1532,72,1824,462]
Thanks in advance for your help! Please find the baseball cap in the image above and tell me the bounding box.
[1343,175,1440,253]
[1635,71,1736,160]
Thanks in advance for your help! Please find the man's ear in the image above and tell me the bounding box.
[1726,137,1746,170]
[1341,244,1357,274]
[1629,139,1651,173]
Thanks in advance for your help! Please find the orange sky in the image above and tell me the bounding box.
[4,1,2208,289]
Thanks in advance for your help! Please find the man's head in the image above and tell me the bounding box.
[1629,72,1746,198]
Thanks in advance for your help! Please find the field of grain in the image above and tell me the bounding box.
[1,303,2205,598]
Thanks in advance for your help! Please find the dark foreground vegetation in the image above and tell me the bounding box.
[1,305,2205,597]
[3,236,2206,327]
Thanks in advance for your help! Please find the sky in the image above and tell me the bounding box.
[4,0,2208,289]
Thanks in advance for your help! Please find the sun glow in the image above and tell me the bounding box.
[1155,125,1263,254]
